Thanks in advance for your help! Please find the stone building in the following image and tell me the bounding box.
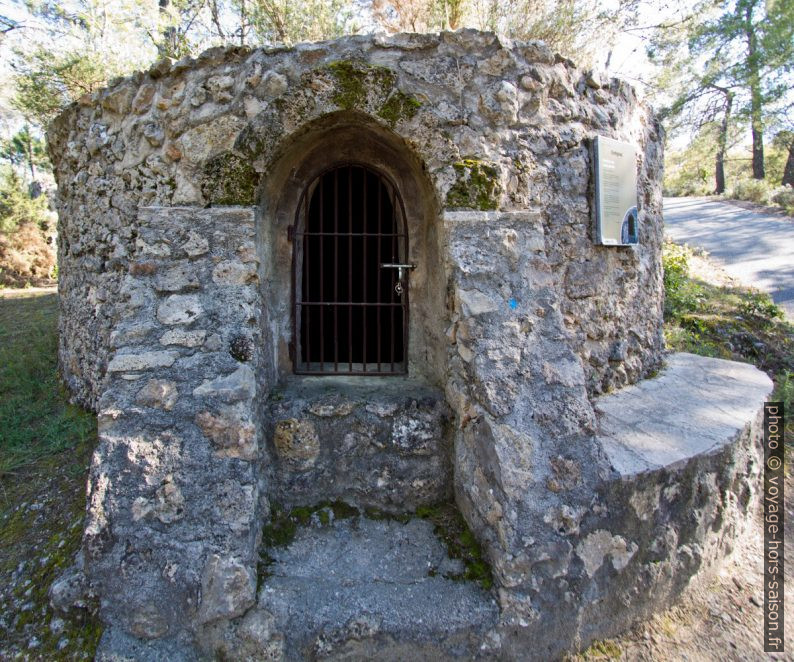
[47,30,771,660]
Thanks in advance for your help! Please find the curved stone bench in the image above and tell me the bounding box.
[557,353,772,656]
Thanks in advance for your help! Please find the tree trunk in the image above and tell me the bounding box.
[715,91,733,194]
[24,129,36,183]
[745,2,765,179]
[783,142,794,188]
[158,0,177,57]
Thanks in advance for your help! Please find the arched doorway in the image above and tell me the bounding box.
[292,163,410,375]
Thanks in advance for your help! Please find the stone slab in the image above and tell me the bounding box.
[258,515,498,657]
[595,352,773,476]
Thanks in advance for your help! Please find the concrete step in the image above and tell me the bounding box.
[257,514,499,660]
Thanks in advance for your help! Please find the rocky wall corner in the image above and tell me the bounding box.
[452,349,772,660]
[78,207,266,648]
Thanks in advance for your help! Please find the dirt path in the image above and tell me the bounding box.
[0,285,57,299]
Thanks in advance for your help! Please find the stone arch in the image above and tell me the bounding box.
[251,110,448,388]
[197,60,463,210]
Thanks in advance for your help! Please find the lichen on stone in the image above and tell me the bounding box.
[327,60,395,109]
[201,152,259,205]
[445,158,502,211]
[325,60,420,125]
[377,91,421,127]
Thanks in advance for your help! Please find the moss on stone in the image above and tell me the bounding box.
[415,501,494,591]
[261,500,359,550]
[363,507,411,523]
[377,91,421,127]
[326,60,420,125]
[445,158,501,211]
[201,152,259,205]
[327,60,396,110]
[258,500,493,592]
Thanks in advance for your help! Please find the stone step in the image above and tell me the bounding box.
[256,515,499,660]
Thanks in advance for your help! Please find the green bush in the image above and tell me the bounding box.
[730,178,773,205]
[0,168,51,235]
[662,241,704,317]
[771,187,794,214]
[739,290,784,321]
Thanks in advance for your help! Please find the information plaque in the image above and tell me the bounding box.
[593,135,639,245]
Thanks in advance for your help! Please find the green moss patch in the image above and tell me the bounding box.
[327,60,395,110]
[377,91,421,127]
[415,502,494,590]
[445,158,502,211]
[326,60,421,127]
[201,152,259,206]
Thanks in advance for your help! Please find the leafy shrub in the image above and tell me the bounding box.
[0,221,56,287]
[664,178,713,197]
[0,169,56,287]
[662,241,704,317]
[730,178,773,205]
[739,291,784,321]
[771,187,794,214]
[0,169,51,234]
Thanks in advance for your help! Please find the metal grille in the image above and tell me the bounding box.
[292,164,409,375]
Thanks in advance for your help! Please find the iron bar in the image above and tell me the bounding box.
[293,163,408,375]
[334,167,339,372]
[348,165,353,373]
[297,302,404,307]
[377,179,382,373]
[303,191,310,371]
[390,180,396,372]
[362,167,367,372]
[294,232,407,238]
[319,175,324,370]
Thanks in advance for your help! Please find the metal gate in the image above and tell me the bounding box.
[292,163,410,375]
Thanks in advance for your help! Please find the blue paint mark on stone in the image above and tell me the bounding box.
[509,298,518,310]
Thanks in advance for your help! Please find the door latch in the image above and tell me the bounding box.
[380,263,416,297]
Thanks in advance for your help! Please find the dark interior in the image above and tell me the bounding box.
[298,165,406,373]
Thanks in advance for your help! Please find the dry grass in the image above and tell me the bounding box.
[0,221,56,288]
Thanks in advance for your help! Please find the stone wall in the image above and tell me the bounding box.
[84,207,264,639]
[48,29,663,411]
[46,29,681,659]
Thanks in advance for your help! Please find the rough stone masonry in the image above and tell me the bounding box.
[46,29,771,660]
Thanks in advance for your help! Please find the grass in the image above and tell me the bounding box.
[0,291,95,475]
[0,289,101,658]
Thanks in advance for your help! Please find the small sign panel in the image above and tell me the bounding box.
[593,136,639,245]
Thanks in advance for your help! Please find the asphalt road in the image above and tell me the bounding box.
[663,196,794,319]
